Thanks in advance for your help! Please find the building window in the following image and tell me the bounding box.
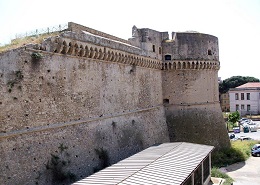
[247,93,250,100]
[236,104,239,111]
[183,176,192,185]
[159,47,162,54]
[152,45,155,52]
[235,93,239,100]
[203,156,210,182]
[164,55,171,61]
[241,104,244,110]
[241,93,244,100]
[194,164,202,185]
[208,49,212,55]
[247,105,250,111]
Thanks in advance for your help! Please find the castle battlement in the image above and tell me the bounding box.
[24,22,220,71]
[31,35,162,70]
[162,60,220,70]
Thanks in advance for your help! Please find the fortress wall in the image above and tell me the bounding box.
[68,22,131,45]
[0,24,231,184]
[61,32,143,56]
[163,69,219,105]
[162,69,230,148]
[0,48,163,132]
[165,103,229,148]
[37,35,162,70]
[1,106,167,185]
[129,28,167,60]
[163,33,219,61]
[0,48,169,184]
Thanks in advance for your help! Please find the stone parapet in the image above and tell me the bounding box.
[68,22,131,45]
[162,60,220,70]
[32,36,162,70]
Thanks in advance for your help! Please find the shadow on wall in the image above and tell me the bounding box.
[166,107,230,149]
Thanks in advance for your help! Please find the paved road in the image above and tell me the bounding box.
[223,157,260,185]
[224,123,260,185]
[232,129,260,140]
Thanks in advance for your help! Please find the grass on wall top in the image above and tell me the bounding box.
[0,32,60,54]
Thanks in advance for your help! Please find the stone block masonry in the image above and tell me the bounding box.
[0,22,229,185]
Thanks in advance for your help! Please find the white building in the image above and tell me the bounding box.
[229,82,260,116]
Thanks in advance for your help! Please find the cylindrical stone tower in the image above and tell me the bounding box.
[162,32,230,149]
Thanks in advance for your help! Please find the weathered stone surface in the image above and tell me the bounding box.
[0,22,229,185]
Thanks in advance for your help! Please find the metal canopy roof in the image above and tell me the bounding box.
[73,142,214,185]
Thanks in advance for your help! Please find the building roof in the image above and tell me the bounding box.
[236,82,260,88]
[73,142,214,185]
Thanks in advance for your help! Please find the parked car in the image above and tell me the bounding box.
[233,127,240,133]
[228,133,238,141]
[229,134,235,139]
[243,126,250,133]
[252,144,260,151]
[248,122,258,132]
[241,119,252,125]
[239,136,253,141]
[251,148,260,157]
[239,118,248,123]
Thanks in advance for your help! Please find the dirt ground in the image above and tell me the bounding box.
[220,156,260,185]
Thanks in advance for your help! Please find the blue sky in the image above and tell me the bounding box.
[0,0,259,80]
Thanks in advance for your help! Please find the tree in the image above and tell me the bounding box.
[219,76,259,93]
[228,111,240,127]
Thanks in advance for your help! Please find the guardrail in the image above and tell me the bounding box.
[14,23,68,39]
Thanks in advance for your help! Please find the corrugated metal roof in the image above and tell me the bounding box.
[73,142,214,185]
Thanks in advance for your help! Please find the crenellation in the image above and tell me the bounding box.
[30,37,162,70]
[62,31,142,56]
[162,60,220,70]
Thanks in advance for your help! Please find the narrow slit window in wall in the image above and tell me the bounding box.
[163,99,169,104]
[159,47,162,54]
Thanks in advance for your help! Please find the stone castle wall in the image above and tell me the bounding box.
[0,23,230,185]
[162,69,229,148]
[0,44,169,184]
[68,22,131,45]
[167,32,219,61]
[161,31,229,149]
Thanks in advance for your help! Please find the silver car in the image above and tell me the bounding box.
[248,122,258,132]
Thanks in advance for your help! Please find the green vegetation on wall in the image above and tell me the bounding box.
[45,144,76,184]
[31,52,43,60]
[93,148,109,173]
[6,70,24,93]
